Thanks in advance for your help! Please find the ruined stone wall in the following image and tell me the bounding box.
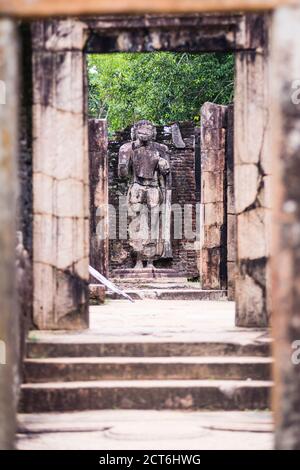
[107,122,199,277]
[226,104,236,300]
[200,102,228,291]
[89,119,109,277]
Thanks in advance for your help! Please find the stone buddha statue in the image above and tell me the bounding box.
[118,120,172,270]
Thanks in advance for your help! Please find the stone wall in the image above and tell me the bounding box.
[200,102,228,291]
[107,122,200,277]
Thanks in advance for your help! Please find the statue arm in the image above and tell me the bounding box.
[158,156,171,190]
[158,154,172,258]
[118,144,132,178]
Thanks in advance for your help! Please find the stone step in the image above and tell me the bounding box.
[19,379,272,413]
[24,357,272,383]
[112,269,192,279]
[109,278,201,288]
[104,289,227,301]
[26,340,270,359]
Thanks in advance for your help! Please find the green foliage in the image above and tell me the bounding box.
[88,52,234,136]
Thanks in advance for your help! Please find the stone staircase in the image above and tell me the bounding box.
[20,338,272,413]
[90,278,227,302]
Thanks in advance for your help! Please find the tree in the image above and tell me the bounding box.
[88,52,234,136]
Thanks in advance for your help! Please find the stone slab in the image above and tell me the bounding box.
[113,269,193,279]
[24,356,272,382]
[26,300,271,347]
[19,379,272,413]
[17,410,273,450]
[105,289,227,301]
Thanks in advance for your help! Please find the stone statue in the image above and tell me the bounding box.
[118,120,172,270]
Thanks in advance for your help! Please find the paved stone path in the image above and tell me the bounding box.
[19,300,273,449]
[17,410,273,450]
[28,300,270,345]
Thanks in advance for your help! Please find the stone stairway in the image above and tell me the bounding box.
[20,338,272,413]
[90,278,227,302]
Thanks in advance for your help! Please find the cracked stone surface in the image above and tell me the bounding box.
[234,17,272,327]
[32,23,89,330]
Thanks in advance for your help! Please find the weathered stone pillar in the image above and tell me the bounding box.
[271,5,300,450]
[226,104,237,301]
[200,102,227,290]
[0,19,18,449]
[234,16,271,327]
[32,20,89,330]
[89,119,109,277]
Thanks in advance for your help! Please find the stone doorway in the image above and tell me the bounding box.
[25,13,271,324]
[88,100,232,301]
[87,47,236,302]
[16,12,274,450]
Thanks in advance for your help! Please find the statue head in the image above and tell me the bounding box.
[131,120,156,143]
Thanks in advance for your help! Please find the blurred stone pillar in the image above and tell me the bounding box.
[0,19,18,449]
[89,119,109,277]
[32,20,89,330]
[200,102,227,290]
[234,15,271,327]
[271,5,300,450]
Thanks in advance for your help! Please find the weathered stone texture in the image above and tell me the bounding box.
[19,23,33,258]
[17,23,34,340]
[271,5,300,450]
[89,119,109,277]
[89,284,106,304]
[85,14,248,54]
[200,102,227,290]
[0,19,18,450]
[226,105,236,300]
[234,14,271,327]
[32,20,89,330]
[16,231,32,385]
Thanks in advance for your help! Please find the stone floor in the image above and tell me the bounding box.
[19,300,273,450]
[28,300,270,345]
[17,410,273,450]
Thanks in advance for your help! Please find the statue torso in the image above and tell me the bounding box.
[132,143,160,180]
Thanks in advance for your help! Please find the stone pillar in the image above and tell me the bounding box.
[32,20,89,330]
[200,102,227,290]
[271,5,300,450]
[234,17,271,327]
[0,19,18,449]
[89,119,109,277]
[226,104,236,301]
